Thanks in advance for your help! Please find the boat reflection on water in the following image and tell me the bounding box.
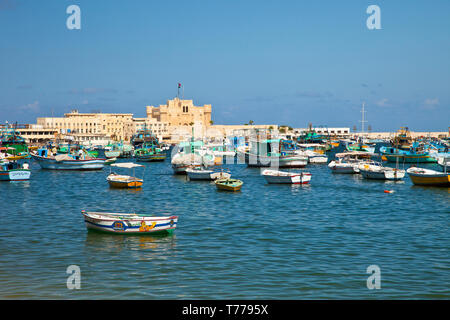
[289,183,311,195]
[84,230,176,257]
[8,180,31,188]
[106,187,143,195]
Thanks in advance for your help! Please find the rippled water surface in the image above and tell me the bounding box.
[0,149,449,299]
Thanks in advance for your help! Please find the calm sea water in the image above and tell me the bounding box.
[0,147,449,299]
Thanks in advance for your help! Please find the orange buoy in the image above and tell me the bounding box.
[384,190,395,194]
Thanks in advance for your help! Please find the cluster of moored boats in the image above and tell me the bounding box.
[1,125,450,235]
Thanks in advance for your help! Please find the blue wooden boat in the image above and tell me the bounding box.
[0,161,31,181]
[380,146,437,163]
[31,147,106,170]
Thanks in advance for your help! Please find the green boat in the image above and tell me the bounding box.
[135,143,166,162]
[0,126,29,159]
[104,143,121,158]
[215,178,243,192]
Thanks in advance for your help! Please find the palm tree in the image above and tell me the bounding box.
[248,120,254,125]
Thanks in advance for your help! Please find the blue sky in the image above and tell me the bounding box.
[0,0,449,131]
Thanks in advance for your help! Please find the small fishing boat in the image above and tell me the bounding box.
[107,162,145,188]
[328,152,374,174]
[31,148,106,170]
[135,145,166,162]
[380,145,437,163]
[244,139,308,168]
[0,125,29,159]
[358,162,405,181]
[295,147,328,164]
[81,210,178,235]
[0,161,31,181]
[215,178,243,191]
[171,140,215,174]
[391,127,413,150]
[406,167,450,187]
[104,144,121,159]
[171,153,204,174]
[186,167,231,181]
[262,169,311,184]
[346,141,376,153]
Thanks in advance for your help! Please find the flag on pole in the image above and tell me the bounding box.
[178,83,182,88]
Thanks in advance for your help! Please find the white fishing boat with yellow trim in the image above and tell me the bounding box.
[358,162,405,181]
[81,210,178,235]
[406,167,450,187]
[107,162,145,188]
[328,151,374,174]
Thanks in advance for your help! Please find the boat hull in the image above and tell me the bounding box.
[186,170,213,180]
[107,174,143,188]
[359,169,405,180]
[328,161,359,174]
[308,156,328,164]
[246,153,307,168]
[215,179,243,191]
[82,212,178,235]
[104,151,121,158]
[407,168,450,186]
[0,169,31,181]
[172,163,202,174]
[136,154,166,162]
[347,146,375,153]
[262,170,311,184]
[382,154,437,163]
[107,180,143,188]
[32,154,105,170]
[186,170,231,181]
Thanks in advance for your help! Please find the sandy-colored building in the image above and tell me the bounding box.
[133,117,170,141]
[146,97,212,128]
[37,110,135,142]
[9,124,58,144]
[34,99,211,143]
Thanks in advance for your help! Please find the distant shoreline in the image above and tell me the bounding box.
[351,131,448,139]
